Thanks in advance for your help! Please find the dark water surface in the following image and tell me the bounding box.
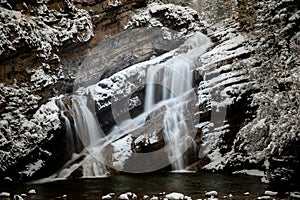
[0,172,292,199]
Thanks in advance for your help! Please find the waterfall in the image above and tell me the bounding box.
[46,32,211,181]
[144,32,211,170]
[144,56,194,171]
[56,98,78,153]
[71,95,105,147]
[51,95,108,179]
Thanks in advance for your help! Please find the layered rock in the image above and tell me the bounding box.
[193,0,300,186]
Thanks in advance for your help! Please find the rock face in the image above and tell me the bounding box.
[0,0,93,182]
[0,0,299,186]
[0,0,205,182]
[192,0,300,186]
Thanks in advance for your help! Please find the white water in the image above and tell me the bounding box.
[144,32,211,170]
[47,32,211,180]
[71,96,105,147]
[47,96,108,180]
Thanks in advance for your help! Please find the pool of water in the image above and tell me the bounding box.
[0,172,292,199]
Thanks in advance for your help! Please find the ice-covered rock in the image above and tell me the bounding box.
[102,194,113,200]
[264,191,278,196]
[13,195,23,200]
[205,191,218,198]
[0,192,10,197]
[257,196,273,200]
[28,189,36,194]
[118,192,137,200]
[165,192,185,200]
[143,195,150,200]
[290,192,300,199]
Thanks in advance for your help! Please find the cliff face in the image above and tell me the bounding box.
[0,0,299,185]
[194,0,300,185]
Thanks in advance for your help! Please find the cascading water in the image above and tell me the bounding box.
[144,32,211,170]
[46,32,211,181]
[71,95,105,147]
[144,57,194,170]
[49,95,108,179]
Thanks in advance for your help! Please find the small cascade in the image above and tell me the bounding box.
[53,95,108,179]
[71,95,105,147]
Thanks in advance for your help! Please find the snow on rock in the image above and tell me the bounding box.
[13,195,24,200]
[0,3,93,59]
[28,189,36,194]
[243,192,250,196]
[165,192,185,200]
[0,192,10,197]
[195,0,299,183]
[232,169,265,177]
[111,135,134,171]
[22,160,44,177]
[118,192,137,200]
[257,196,273,200]
[0,0,94,182]
[194,19,255,171]
[0,90,61,180]
[134,131,159,146]
[125,1,207,37]
[264,191,278,196]
[81,48,177,110]
[102,194,113,200]
[150,196,159,200]
[205,191,218,198]
[290,192,300,199]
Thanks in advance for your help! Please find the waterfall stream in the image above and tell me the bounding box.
[49,32,211,180]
